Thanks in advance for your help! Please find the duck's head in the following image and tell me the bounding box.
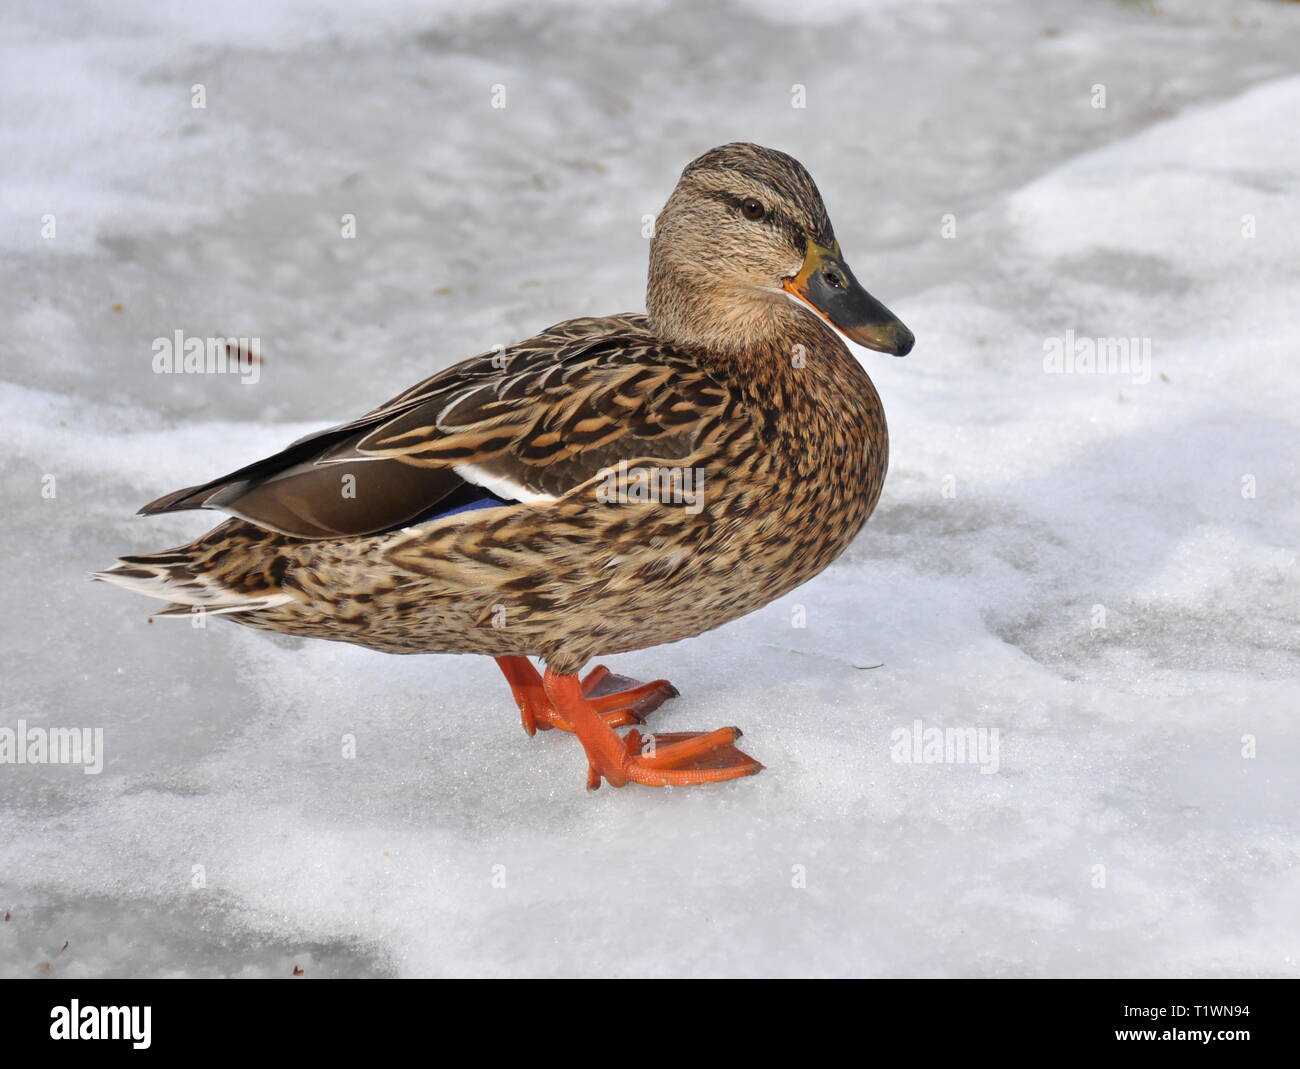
[647,142,913,357]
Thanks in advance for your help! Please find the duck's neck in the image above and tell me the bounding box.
[647,259,883,478]
[650,251,774,344]
[649,261,859,390]
[649,284,786,356]
[648,258,827,362]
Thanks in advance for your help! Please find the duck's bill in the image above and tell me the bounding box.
[782,241,914,356]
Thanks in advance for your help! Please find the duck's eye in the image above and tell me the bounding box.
[740,198,766,221]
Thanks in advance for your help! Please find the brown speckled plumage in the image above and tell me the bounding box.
[97,143,911,788]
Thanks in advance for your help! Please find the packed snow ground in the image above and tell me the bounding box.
[1,0,1297,977]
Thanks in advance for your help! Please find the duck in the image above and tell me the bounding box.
[95,142,914,791]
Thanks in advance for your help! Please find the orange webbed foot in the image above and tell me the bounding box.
[542,668,763,790]
[495,656,678,736]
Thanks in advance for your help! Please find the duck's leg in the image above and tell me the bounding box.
[542,666,763,789]
[495,656,678,737]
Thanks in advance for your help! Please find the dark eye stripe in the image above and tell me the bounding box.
[705,190,758,214]
[704,190,806,246]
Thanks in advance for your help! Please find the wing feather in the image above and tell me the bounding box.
[139,314,732,539]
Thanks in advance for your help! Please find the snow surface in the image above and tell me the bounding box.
[1,0,1298,978]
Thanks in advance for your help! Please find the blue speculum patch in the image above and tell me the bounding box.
[412,486,513,525]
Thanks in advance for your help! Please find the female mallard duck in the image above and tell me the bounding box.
[96,142,913,790]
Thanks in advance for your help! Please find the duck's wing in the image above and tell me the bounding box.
[139,315,733,539]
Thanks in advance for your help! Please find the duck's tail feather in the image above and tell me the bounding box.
[92,552,293,615]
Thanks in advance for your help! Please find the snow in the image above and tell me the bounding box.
[1,0,1298,977]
